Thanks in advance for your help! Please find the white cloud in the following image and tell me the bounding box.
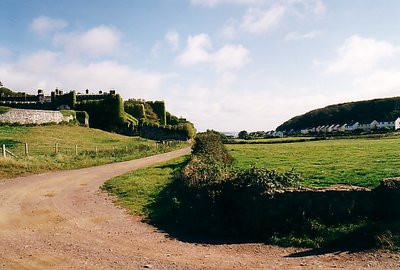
[166,81,330,132]
[213,45,250,72]
[284,30,320,41]
[177,34,212,66]
[325,35,399,75]
[353,70,400,97]
[178,34,250,73]
[221,21,238,39]
[53,26,122,58]
[165,30,180,51]
[30,16,68,36]
[240,5,286,33]
[212,0,325,37]
[0,50,169,100]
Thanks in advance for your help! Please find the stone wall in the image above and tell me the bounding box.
[0,108,73,125]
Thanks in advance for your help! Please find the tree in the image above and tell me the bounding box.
[238,130,248,139]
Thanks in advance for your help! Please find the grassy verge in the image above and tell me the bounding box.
[102,156,187,216]
[0,125,188,179]
[0,106,10,115]
[228,135,400,188]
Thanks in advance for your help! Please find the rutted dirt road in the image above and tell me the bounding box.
[0,147,399,269]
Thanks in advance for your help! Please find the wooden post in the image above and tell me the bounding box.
[95,147,98,156]
[25,143,29,156]
[55,143,59,154]
[2,144,6,158]
[125,146,128,153]
[75,145,78,156]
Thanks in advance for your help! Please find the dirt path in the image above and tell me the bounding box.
[0,147,399,270]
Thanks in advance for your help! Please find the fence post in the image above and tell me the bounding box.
[75,145,78,156]
[55,143,59,154]
[95,146,98,156]
[25,143,29,156]
[2,144,6,158]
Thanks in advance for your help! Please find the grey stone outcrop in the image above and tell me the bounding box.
[0,108,73,124]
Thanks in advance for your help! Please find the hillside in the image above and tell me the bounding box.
[0,85,196,140]
[276,96,400,131]
[0,125,187,178]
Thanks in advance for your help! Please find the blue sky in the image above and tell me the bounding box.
[1,0,400,131]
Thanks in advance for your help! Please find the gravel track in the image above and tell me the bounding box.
[0,147,399,269]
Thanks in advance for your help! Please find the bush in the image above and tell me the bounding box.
[191,131,233,165]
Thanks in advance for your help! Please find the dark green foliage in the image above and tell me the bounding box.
[166,112,179,125]
[277,96,400,131]
[75,94,127,132]
[230,167,300,195]
[51,91,76,109]
[191,131,233,165]
[148,101,166,126]
[139,121,196,141]
[0,86,26,97]
[124,99,160,124]
[238,130,248,139]
[0,106,10,115]
[75,111,89,127]
[125,103,146,120]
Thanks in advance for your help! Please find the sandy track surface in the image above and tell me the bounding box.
[0,147,399,270]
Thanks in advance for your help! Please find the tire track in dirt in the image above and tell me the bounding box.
[0,147,399,269]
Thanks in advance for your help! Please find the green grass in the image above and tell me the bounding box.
[230,137,318,144]
[0,125,188,178]
[102,156,187,216]
[0,106,10,115]
[228,136,400,188]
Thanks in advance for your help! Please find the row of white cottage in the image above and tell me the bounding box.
[300,117,400,135]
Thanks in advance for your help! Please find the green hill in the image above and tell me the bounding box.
[276,96,400,131]
[0,125,187,178]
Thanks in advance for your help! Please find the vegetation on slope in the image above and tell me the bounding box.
[277,96,400,131]
[0,125,188,179]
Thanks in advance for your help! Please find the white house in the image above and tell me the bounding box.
[273,131,284,138]
[300,128,309,135]
[358,120,378,131]
[346,122,359,132]
[338,124,347,132]
[396,117,400,130]
[319,125,328,133]
[377,120,395,129]
[301,127,316,134]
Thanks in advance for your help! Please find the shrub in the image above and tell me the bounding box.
[191,131,233,165]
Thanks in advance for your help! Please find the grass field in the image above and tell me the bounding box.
[0,125,188,178]
[102,156,186,216]
[228,135,400,188]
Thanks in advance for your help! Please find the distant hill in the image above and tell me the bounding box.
[276,96,400,131]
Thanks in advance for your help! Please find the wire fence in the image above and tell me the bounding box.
[1,140,185,159]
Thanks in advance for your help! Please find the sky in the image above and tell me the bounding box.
[1,0,400,132]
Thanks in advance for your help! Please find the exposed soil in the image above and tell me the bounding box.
[0,147,399,269]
